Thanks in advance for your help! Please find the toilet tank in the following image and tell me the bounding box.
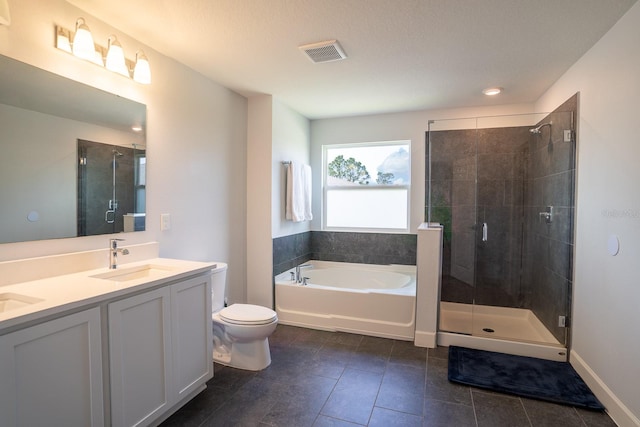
[210,263,228,312]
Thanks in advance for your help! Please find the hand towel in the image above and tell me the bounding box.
[286,162,313,222]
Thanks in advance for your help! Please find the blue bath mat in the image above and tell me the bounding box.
[448,346,604,410]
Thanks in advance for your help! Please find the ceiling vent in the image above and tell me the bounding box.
[299,40,347,64]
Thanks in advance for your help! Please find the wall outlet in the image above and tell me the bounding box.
[160,213,171,231]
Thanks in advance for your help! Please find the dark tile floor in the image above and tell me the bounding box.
[160,325,617,427]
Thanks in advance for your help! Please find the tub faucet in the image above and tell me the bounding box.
[109,238,129,269]
[295,263,312,283]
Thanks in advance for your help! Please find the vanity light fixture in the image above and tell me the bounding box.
[54,18,151,85]
[133,51,151,85]
[105,35,129,77]
[71,18,96,61]
[482,87,503,96]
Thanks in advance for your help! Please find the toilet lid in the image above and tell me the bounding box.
[219,304,277,325]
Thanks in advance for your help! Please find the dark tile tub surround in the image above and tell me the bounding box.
[272,231,312,276]
[311,231,417,266]
[272,231,417,276]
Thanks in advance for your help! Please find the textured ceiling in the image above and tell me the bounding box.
[67,0,637,119]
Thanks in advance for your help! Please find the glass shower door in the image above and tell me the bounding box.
[428,107,575,349]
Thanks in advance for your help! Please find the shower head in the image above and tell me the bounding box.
[529,122,552,134]
[112,149,124,156]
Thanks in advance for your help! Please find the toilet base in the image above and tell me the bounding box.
[213,338,272,371]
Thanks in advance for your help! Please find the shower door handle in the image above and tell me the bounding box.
[482,222,488,242]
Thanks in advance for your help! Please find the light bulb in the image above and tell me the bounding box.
[72,18,96,60]
[133,51,151,84]
[105,35,129,77]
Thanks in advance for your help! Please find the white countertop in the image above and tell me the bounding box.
[0,258,221,333]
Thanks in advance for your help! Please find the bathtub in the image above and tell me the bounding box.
[274,261,416,340]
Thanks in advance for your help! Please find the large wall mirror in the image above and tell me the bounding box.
[0,55,147,244]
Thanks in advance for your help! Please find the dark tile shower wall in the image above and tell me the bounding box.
[272,231,417,277]
[475,127,529,308]
[427,129,477,304]
[522,94,577,343]
[428,128,529,307]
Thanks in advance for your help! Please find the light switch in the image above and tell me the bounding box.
[160,213,171,231]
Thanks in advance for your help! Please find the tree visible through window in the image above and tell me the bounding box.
[323,141,410,231]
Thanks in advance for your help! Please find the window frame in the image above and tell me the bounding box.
[322,140,411,233]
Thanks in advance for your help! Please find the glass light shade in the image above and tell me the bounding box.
[72,18,96,60]
[56,28,72,53]
[133,52,151,84]
[0,0,11,26]
[105,36,129,77]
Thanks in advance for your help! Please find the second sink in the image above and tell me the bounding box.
[0,293,44,313]
[91,264,176,282]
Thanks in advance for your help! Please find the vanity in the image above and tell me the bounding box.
[0,243,217,427]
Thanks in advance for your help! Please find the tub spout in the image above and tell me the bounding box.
[295,263,312,283]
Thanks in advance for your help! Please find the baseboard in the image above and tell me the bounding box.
[414,331,436,348]
[571,351,640,427]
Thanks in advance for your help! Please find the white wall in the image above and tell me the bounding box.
[310,104,534,233]
[272,99,311,238]
[536,3,640,425]
[246,96,310,308]
[247,95,273,306]
[0,0,248,304]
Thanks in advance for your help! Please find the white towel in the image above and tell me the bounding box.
[286,162,313,222]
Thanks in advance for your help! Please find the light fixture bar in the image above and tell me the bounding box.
[54,20,150,84]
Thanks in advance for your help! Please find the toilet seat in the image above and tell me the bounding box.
[219,304,277,326]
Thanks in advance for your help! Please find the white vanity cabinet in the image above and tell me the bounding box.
[109,274,213,427]
[0,307,104,427]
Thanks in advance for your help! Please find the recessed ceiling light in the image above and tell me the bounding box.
[483,87,502,96]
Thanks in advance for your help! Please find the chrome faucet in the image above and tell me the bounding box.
[295,263,312,283]
[109,238,129,269]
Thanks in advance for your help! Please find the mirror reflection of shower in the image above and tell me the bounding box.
[77,139,145,236]
[106,149,124,225]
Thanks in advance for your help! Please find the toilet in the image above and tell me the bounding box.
[211,264,278,371]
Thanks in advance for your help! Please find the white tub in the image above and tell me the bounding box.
[274,261,416,340]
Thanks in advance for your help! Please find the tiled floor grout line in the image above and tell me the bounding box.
[470,387,480,427]
[519,397,535,427]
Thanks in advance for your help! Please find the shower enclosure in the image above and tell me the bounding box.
[426,95,577,361]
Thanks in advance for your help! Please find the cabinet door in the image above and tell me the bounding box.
[171,274,213,400]
[109,287,172,427]
[0,308,104,427]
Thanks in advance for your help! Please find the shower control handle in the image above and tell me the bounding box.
[539,206,553,223]
[482,222,488,242]
[105,209,115,224]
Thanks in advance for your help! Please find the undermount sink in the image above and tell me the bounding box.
[0,293,44,313]
[91,264,177,282]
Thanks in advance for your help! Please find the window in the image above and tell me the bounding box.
[323,141,410,231]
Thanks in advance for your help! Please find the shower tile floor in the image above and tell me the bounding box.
[160,324,615,427]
